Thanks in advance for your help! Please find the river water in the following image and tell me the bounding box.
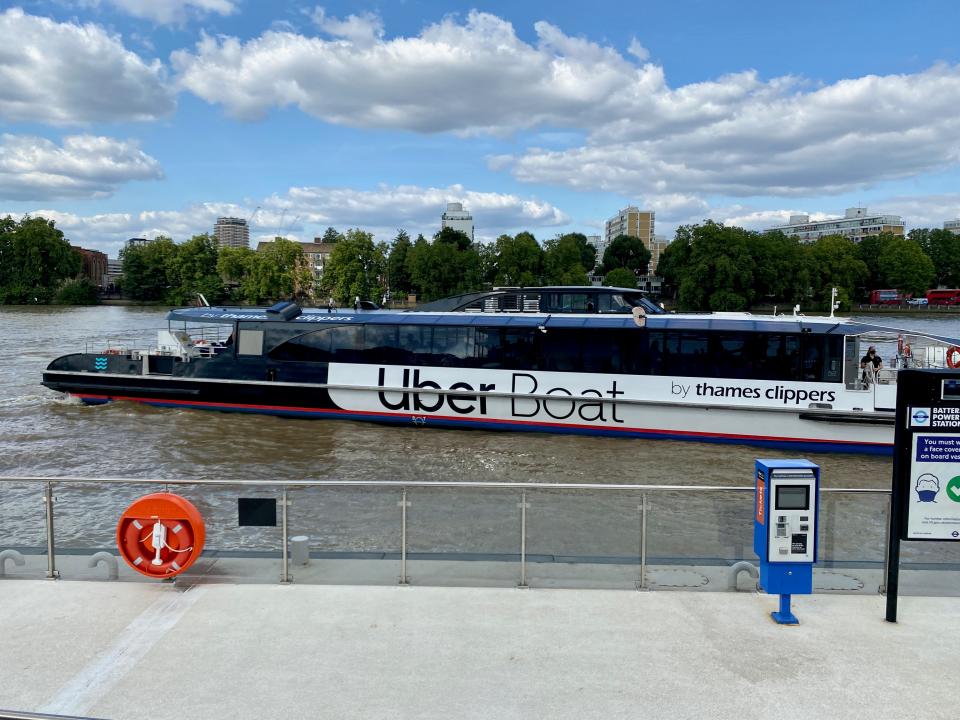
[2,305,959,568]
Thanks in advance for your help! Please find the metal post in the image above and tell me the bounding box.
[280,487,290,584]
[638,493,648,590]
[398,488,409,585]
[43,482,59,580]
[880,494,891,595]
[518,491,528,588]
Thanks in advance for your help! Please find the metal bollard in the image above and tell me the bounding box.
[87,551,119,580]
[280,488,290,584]
[398,488,410,585]
[518,491,530,589]
[289,536,310,566]
[44,482,59,580]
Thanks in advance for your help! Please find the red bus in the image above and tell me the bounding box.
[869,289,905,305]
[926,289,960,306]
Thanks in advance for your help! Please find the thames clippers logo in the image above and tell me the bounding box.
[910,407,931,427]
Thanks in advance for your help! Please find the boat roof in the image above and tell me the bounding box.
[166,305,960,343]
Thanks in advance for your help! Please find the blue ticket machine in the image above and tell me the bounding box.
[754,459,820,624]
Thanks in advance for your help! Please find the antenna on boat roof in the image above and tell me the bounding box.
[829,287,840,319]
[792,304,801,317]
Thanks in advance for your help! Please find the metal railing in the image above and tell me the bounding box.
[0,476,895,590]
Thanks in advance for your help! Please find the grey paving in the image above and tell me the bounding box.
[0,574,958,720]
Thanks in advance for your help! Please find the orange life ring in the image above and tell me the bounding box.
[104,348,122,355]
[116,493,205,578]
[947,346,960,369]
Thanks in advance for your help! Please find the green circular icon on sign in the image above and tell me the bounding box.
[947,476,960,504]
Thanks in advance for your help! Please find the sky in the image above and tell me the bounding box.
[2,0,960,258]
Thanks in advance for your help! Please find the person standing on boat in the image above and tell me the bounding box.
[327,296,335,313]
[860,345,882,386]
[354,296,361,311]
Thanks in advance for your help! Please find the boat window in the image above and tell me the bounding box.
[269,325,361,363]
[802,335,843,383]
[364,325,403,365]
[238,329,264,356]
[710,333,750,379]
[432,326,474,367]
[541,292,592,313]
[501,330,536,370]
[581,330,626,373]
[473,328,504,368]
[597,293,631,314]
[397,325,433,365]
[757,334,801,381]
[536,330,581,372]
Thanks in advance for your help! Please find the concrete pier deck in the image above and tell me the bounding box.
[1,577,957,720]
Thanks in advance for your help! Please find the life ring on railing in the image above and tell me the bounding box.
[947,346,960,369]
[116,493,205,579]
[104,348,122,355]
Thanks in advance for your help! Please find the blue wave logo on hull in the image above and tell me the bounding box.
[93,357,108,371]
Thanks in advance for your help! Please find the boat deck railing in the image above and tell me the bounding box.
[5,476,952,594]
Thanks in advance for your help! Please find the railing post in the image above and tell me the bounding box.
[398,488,410,585]
[637,493,648,590]
[518,491,529,589]
[280,487,290,584]
[880,493,891,595]
[43,482,59,580]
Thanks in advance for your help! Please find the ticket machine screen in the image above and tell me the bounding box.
[776,485,809,510]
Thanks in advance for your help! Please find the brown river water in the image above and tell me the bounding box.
[1,305,959,568]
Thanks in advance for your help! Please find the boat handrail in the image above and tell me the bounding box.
[0,476,890,494]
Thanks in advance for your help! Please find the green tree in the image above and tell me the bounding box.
[910,228,960,287]
[805,235,869,310]
[542,233,593,285]
[253,237,313,302]
[0,215,80,304]
[167,234,223,305]
[405,230,482,301]
[654,228,692,301]
[878,236,935,295]
[674,222,756,311]
[217,246,259,303]
[387,229,413,295]
[493,232,543,286]
[54,278,100,305]
[321,226,342,244]
[603,267,638,289]
[600,234,651,275]
[747,231,810,306]
[120,237,178,301]
[325,229,387,303]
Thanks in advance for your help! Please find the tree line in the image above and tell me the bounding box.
[0,216,98,304]
[657,222,951,311]
[4,212,958,311]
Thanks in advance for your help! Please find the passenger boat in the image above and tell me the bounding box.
[41,287,960,454]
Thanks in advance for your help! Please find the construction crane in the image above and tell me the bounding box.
[246,205,261,230]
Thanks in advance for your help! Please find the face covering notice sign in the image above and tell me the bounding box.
[908,434,960,539]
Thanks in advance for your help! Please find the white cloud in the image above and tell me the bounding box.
[171,11,960,196]
[310,7,383,46]
[171,11,637,129]
[0,8,174,124]
[105,0,236,24]
[627,38,649,62]
[0,134,164,200]
[3,184,569,254]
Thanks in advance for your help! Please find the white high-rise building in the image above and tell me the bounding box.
[214,217,250,249]
[441,202,474,242]
[586,235,606,268]
[944,219,960,235]
[766,208,904,243]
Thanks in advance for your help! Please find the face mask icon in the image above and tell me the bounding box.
[915,473,939,503]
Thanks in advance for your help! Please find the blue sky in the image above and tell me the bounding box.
[2,0,959,257]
